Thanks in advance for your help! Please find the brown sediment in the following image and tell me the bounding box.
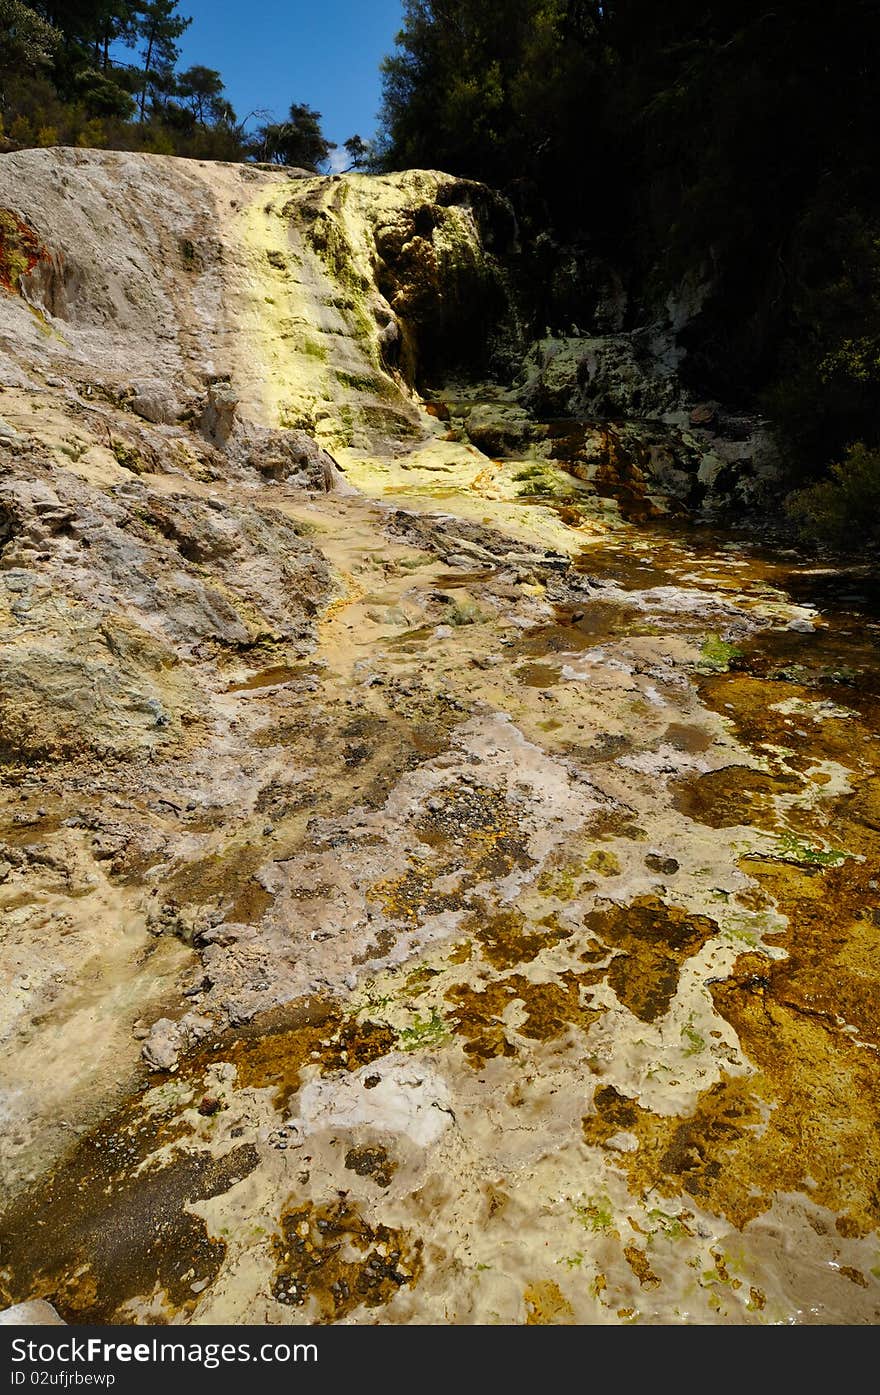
[574,542,674,589]
[371,787,535,925]
[446,969,602,1062]
[195,998,397,1109]
[623,1245,661,1289]
[271,1198,422,1320]
[225,664,311,691]
[524,1280,576,1323]
[512,600,645,659]
[664,722,715,754]
[344,1144,396,1188]
[583,895,719,1022]
[585,808,647,842]
[672,765,799,829]
[323,1017,399,1072]
[517,661,560,688]
[163,845,272,923]
[412,783,520,848]
[444,976,519,1062]
[583,923,880,1235]
[696,671,880,775]
[0,1104,256,1323]
[369,857,470,924]
[466,902,571,970]
[843,776,880,832]
[738,855,880,1049]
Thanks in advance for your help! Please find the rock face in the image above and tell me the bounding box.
[0,445,329,761]
[519,332,680,419]
[0,147,775,510]
[465,402,535,456]
[513,331,777,514]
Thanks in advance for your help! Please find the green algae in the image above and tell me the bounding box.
[699,634,744,672]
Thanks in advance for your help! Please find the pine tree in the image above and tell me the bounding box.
[252,103,335,172]
[0,0,58,99]
[135,0,190,120]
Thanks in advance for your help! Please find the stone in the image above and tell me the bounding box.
[200,380,240,445]
[129,381,179,425]
[0,1300,65,1325]
[519,334,680,420]
[141,1017,184,1072]
[465,403,535,456]
[645,852,680,875]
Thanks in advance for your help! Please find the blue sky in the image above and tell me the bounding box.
[172,0,404,164]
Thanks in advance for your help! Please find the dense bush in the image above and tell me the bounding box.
[379,1,880,499]
[0,4,362,170]
[786,443,880,545]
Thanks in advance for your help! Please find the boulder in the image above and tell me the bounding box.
[0,1300,65,1325]
[128,380,180,425]
[141,1017,184,1071]
[142,1011,215,1071]
[465,403,535,456]
[200,380,239,445]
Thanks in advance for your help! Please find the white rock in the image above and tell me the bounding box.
[296,1057,453,1147]
[0,1300,65,1325]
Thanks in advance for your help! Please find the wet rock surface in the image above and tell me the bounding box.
[0,149,878,1326]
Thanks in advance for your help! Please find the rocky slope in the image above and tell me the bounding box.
[0,148,878,1326]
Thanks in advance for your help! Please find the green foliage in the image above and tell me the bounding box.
[646,1209,689,1240]
[573,1195,614,1232]
[786,442,880,546]
[74,65,135,117]
[175,64,230,128]
[135,0,191,119]
[379,0,604,227]
[0,3,263,161]
[249,102,335,172]
[397,1008,449,1051]
[342,133,373,171]
[0,0,59,80]
[681,1017,706,1058]
[379,0,880,510]
[110,437,147,473]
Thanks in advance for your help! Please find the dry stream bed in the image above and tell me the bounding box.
[1,425,879,1327]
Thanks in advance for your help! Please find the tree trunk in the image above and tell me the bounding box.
[139,28,156,121]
